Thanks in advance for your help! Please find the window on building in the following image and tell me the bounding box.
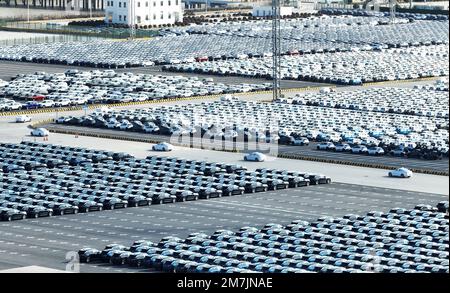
[160,11,164,19]
[124,2,126,7]
[111,1,114,6]
[168,13,171,19]
[160,1,163,6]
[153,1,156,7]
[137,2,141,7]
[146,15,149,20]
[119,2,121,7]
[153,14,156,20]
[119,15,122,21]
[168,0,171,5]
[176,0,178,5]
[145,1,148,7]
[137,16,141,23]
[124,15,126,21]
[106,1,109,6]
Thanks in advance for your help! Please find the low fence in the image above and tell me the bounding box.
[0,32,103,46]
[0,8,104,22]
[0,22,158,42]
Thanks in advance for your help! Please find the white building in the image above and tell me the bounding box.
[105,0,183,26]
[252,5,294,17]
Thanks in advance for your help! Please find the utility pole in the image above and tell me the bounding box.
[272,0,282,101]
[130,0,136,39]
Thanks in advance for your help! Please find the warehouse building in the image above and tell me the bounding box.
[105,0,183,26]
[252,5,295,16]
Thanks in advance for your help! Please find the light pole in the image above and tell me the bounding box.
[130,0,136,39]
[272,0,281,101]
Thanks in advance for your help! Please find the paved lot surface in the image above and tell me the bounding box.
[44,123,449,174]
[0,60,328,88]
[0,183,446,272]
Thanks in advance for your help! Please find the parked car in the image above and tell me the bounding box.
[367,147,385,156]
[351,145,368,154]
[78,248,102,263]
[293,137,309,146]
[317,142,336,151]
[335,143,351,152]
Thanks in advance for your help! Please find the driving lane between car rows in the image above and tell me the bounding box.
[0,183,446,272]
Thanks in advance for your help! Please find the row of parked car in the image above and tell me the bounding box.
[78,202,449,273]
[0,142,331,221]
[282,86,449,119]
[0,14,446,68]
[166,14,447,50]
[414,78,449,92]
[314,142,446,160]
[0,70,270,111]
[165,45,449,85]
[58,97,449,157]
[320,8,449,21]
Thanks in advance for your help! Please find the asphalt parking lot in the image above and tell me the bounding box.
[0,60,328,88]
[44,123,449,174]
[0,182,446,272]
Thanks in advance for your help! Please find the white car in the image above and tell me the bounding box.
[244,152,266,162]
[30,128,49,137]
[317,142,335,150]
[367,147,385,156]
[152,142,173,152]
[335,143,351,152]
[351,145,368,154]
[38,100,55,108]
[293,137,309,146]
[388,168,413,178]
[15,115,31,123]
